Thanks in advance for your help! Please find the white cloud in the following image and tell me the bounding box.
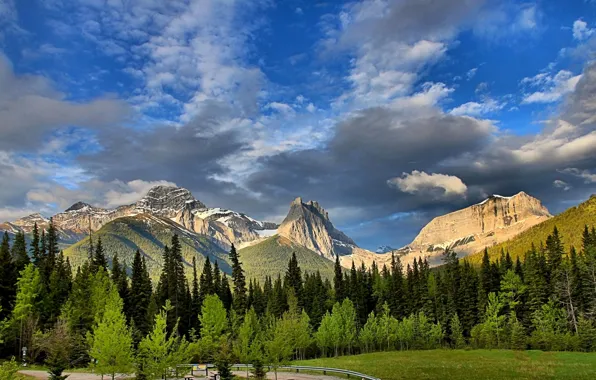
[559,168,596,183]
[450,98,504,116]
[521,70,582,104]
[266,102,295,116]
[295,7,303,15]
[573,19,594,41]
[553,180,571,191]
[466,67,478,80]
[388,171,468,197]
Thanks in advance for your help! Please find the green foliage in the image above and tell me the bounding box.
[450,314,466,349]
[88,286,134,380]
[138,301,191,380]
[64,215,228,281]
[0,357,19,380]
[40,319,75,380]
[238,235,336,282]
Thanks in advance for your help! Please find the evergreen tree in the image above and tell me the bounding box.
[93,237,108,272]
[220,277,233,311]
[388,253,405,318]
[138,300,191,380]
[130,251,153,343]
[111,254,130,320]
[284,252,303,306]
[213,261,222,299]
[229,244,247,316]
[0,232,17,320]
[333,255,345,302]
[11,231,30,272]
[89,287,134,380]
[191,257,201,332]
[30,222,41,265]
[199,257,215,303]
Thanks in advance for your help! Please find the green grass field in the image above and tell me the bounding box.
[295,350,596,380]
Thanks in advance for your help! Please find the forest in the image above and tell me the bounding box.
[1,221,596,380]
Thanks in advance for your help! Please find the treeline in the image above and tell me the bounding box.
[1,221,596,379]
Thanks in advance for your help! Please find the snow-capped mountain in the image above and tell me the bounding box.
[1,185,278,250]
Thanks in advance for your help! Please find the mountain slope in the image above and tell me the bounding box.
[238,235,336,283]
[63,213,231,280]
[1,185,277,251]
[397,191,551,266]
[466,195,596,264]
[277,197,368,261]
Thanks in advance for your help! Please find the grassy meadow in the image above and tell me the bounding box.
[295,350,596,380]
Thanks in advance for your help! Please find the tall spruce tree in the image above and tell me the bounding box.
[30,222,41,265]
[229,244,247,316]
[11,231,30,272]
[284,252,303,306]
[191,257,201,332]
[0,232,17,320]
[130,250,153,343]
[334,255,345,302]
[111,254,130,320]
[93,237,108,272]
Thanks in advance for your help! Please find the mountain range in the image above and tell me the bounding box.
[2,185,587,281]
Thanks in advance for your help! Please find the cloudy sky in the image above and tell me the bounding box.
[1,0,596,250]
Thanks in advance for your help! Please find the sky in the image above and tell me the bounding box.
[1,0,596,251]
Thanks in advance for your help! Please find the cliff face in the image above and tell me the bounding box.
[277,197,358,260]
[401,191,551,265]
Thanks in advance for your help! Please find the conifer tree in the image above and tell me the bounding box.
[30,222,41,265]
[229,244,247,316]
[89,287,134,380]
[213,261,222,299]
[388,253,405,318]
[333,255,345,302]
[130,251,153,343]
[0,232,16,320]
[199,257,214,303]
[11,231,30,272]
[284,252,303,306]
[220,277,233,311]
[93,237,108,272]
[191,257,201,332]
[111,254,130,320]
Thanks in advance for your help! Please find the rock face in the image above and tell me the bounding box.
[277,197,361,260]
[1,185,278,250]
[400,191,551,265]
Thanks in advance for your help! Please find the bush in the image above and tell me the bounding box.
[0,357,20,380]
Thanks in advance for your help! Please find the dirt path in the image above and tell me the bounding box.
[19,370,343,380]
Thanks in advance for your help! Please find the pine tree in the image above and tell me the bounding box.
[11,231,30,272]
[220,277,233,311]
[191,257,201,332]
[47,252,72,325]
[284,252,303,306]
[89,287,134,380]
[30,222,41,265]
[0,232,17,320]
[129,250,153,343]
[138,300,191,380]
[334,255,345,302]
[199,257,215,303]
[229,244,247,316]
[111,254,130,320]
[93,236,108,272]
[213,261,222,300]
[388,253,405,318]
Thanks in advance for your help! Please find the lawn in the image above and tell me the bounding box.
[295,350,596,380]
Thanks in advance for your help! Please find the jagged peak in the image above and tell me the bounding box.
[65,201,93,212]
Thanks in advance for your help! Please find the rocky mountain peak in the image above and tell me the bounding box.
[278,197,357,260]
[401,191,551,265]
[65,201,93,212]
[135,185,206,217]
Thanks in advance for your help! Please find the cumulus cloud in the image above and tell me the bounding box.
[388,171,468,197]
[521,70,582,104]
[450,98,504,116]
[573,19,594,41]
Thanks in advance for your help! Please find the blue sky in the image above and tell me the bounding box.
[1,0,596,250]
